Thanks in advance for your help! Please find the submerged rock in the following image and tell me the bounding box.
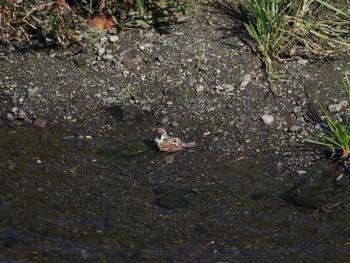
[281,160,350,210]
[97,140,149,159]
[154,188,191,209]
[109,105,148,122]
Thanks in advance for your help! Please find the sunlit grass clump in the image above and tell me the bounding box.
[308,74,350,168]
[243,0,350,76]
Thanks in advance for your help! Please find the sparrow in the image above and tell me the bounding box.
[155,128,196,152]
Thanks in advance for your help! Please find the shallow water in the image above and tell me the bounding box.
[1,125,350,262]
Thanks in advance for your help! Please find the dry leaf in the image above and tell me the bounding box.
[54,0,71,10]
[90,14,115,29]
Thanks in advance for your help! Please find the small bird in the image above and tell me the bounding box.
[155,128,196,152]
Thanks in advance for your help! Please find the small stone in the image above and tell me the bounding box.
[328,104,342,113]
[171,121,179,127]
[339,100,348,107]
[28,86,40,99]
[261,114,274,124]
[293,106,301,114]
[103,54,114,61]
[18,110,27,119]
[334,174,346,186]
[199,66,209,72]
[6,112,15,121]
[297,116,305,123]
[155,55,164,62]
[98,47,106,57]
[195,84,204,93]
[109,35,119,43]
[165,155,175,164]
[99,36,108,46]
[288,125,302,132]
[240,74,252,89]
[66,116,77,123]
[10,107,18,114]
[33,118,47,128]
[223,84,234,92]
[215,85,224,91]
[297,58,308,66]
[160,116,169,124]
[7,119,23,129]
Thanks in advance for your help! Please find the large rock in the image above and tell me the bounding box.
[281,160,350,211]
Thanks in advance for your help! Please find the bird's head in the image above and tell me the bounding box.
[155,128,167,140]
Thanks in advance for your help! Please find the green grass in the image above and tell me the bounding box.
[307,74,350,163]
[243,0,350,76]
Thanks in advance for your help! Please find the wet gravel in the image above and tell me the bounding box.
[0,1,349,175]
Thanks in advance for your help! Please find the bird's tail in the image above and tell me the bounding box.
[182,142,196,148]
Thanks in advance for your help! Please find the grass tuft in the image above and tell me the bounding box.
[243,0,350,76]
[307,73,350,166]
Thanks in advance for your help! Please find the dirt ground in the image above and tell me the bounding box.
[0,1,349,173]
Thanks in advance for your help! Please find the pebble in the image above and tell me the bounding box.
[328,104,342,113]
[28,86,40,98]
[223,84,234,92]
[261,114,274,124]
[240,73,252,89]
[297,58,308,66]
[6,112,15,121]
[155,55,164,62]
[288,125,302,132]
[334,174,346,186]
[18,110,27,119]
[99,36,108,46]
[33,118,47,128]
[340,100,348,107]
[160,116,169,124]
[165,155,175,164]
[171,121,179,127]
[109,35,119,43]
[195,84,204,93]
[293,106,301,114]
[7,119,23,129]
[10,107,18,114]
[103,54,114,61]
[98,47,106,57]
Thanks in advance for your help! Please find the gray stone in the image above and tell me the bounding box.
[240,74,252,89]
[261,114,274,124]
[293,106,301,114]
[297,58,308,66]
[328,104,342,113]
[289,125,302,132]
[195,84,205,93]
[6,112,15,121]
[223,84,234,92]
[109,35,119,43]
